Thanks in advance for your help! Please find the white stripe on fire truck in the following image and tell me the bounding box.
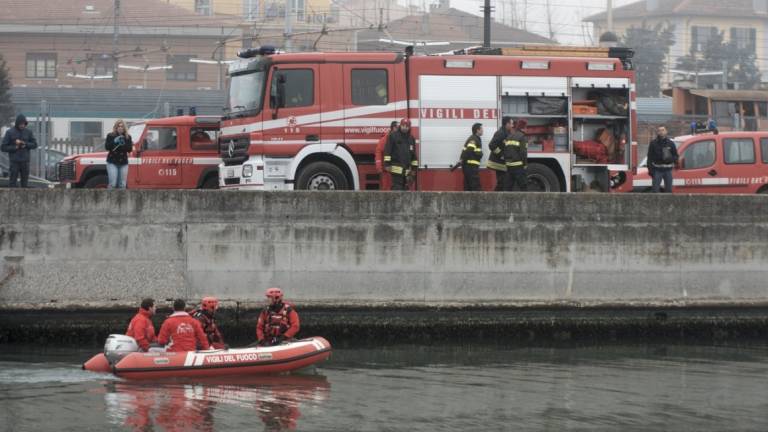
[221,100,418,136]
[633,178,731,187]
[77,157,221,165]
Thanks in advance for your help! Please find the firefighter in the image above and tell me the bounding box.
[503,119,529,192]
[375,121,400,190]
[461,123,484,191]
[125,298,157,352]
[487,116,513,191]
[257,287,300,347]
[383,118,418,191]
[157,299,210,352]
[192,296,226,349]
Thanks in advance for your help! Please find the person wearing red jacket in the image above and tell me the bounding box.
[192,296,226,349]
[125,298,157,351]
[158,299,211,352]
[257,288,300,346]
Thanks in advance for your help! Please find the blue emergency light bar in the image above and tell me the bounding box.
[237,46,278,59]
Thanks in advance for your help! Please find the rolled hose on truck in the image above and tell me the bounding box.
[83,334,332,379]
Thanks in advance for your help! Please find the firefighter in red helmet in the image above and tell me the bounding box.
[383,118,418,191]
[192,296,226,349]
[257,288,300,346]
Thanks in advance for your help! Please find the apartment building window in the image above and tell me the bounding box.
[167,55,197,81]
[86,53,114,76]
[26,53,57,78]
[730,27,757,52]
[195,0,212,16]
[243,0,259,20]
[691,26,718,52]
[70,121,103,146]
[292,0,305,21]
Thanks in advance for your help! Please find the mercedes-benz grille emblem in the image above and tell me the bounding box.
[227,140,235,158]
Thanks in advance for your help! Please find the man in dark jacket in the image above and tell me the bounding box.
[647,125,678,193]
[1,114,38,188]
[383,118,418,191]
[487,116,512,191]
[503,119,529,191]
[460,123,484,191]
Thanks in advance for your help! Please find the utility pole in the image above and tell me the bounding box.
[112,0,120,87]
[607,0,613,32]
[284,0,293,51]
[482,0,492,48]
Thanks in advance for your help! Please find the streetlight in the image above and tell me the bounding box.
[118,64,173,89]
[189,58,233,91]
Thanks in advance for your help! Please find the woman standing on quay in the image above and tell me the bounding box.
[104,119,133,189]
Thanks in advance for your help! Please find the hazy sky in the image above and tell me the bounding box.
[444,0,638,44]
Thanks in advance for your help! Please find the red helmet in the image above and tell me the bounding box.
[265,287,284,301]
[400,118,411,128]
[201,296,219,312]
[515,118,528,130]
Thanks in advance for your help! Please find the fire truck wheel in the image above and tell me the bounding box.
[201,176,219,189]
[526,163,560,192]
[84,174,108,189]
[296,162,349,191]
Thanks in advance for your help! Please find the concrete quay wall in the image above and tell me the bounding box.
[0,190,767,306]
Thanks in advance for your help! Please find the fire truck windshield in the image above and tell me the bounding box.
[227,70,266,116]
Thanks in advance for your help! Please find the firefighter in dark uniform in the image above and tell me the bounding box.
[503,119,529,191]
[487,116,513,191]
[383,118,418,191]
[461,123,484,191]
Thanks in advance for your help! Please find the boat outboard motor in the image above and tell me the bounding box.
[104,334,139,364]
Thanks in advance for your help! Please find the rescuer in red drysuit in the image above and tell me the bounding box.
[125,297,157,351]
[192,296,226,349]
[256,288,300,346]
[158,299,211,352]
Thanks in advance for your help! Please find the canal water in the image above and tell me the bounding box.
[1,343,767,431]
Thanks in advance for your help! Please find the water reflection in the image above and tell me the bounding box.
[103,375,331,431]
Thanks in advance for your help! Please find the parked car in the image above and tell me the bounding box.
[632,131,768,194]
[58,116,221,189]
[0,165,54,188]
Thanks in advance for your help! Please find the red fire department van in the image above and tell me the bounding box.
[632,131,768,194]
[218,46,638,192]
[58,116,221,189]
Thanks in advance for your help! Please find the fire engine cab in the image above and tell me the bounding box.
[58,116,221,189]
[632,130,768,194]
[219,45,637,192]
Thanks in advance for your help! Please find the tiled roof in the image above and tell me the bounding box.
[0,0,239,27]
[584,0,766,22]
[358,6,552,54]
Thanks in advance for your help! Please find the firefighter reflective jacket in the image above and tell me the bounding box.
[256,302,300,342]
[503,129,528,168]
[383,130,418,175]
[487,127,507,171]
[461,134,483,166]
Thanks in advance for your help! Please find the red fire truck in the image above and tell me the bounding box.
[219,46,637,192]
[58,116,221,189]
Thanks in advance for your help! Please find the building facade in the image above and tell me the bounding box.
[0,0,242,91]
[584,0,768,88]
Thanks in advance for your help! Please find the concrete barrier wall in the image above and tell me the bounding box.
[0,190,767,305]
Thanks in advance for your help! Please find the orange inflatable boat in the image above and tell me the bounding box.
[83,335,332,380]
